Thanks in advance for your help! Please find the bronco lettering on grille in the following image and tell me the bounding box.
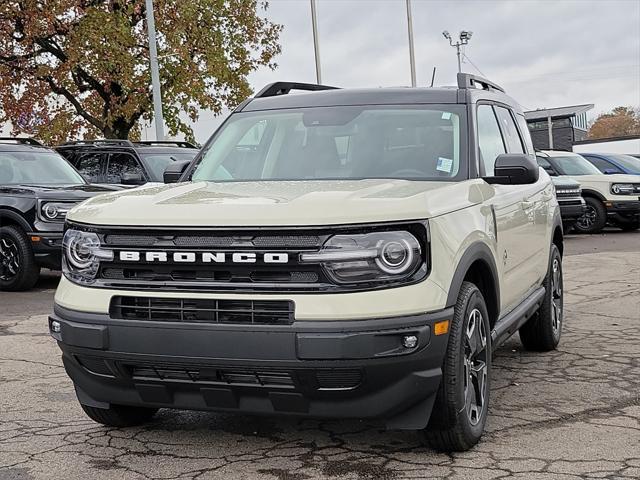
[118,251,289,264]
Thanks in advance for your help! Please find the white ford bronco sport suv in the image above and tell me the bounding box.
[50,74,564,452]
[537,150,640,233]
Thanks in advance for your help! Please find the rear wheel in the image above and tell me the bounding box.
[519,244,563,351]
[422,281,491,452]
[0,226,40,291]
[574,197,606,233]
[80,403,158,427]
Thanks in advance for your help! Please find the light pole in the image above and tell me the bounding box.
[145,0,164,140]
[310,0,322,84]
[405,0,416,87]
[442,30,473,73]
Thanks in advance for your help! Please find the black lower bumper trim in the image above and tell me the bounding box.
[51,304,453,429]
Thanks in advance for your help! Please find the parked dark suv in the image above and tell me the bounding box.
[56,140,199,186]
[0,138,119,291]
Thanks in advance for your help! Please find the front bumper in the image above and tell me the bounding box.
[28,232,63,270]
[558,197,586,221]
[605,199,640,215]
[50,304,452,429]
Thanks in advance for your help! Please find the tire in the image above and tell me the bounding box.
[574,197,606,233]
[0,225,40,291]
[519,244,563,351]
[80,403,158,427]
[422,281,491,452]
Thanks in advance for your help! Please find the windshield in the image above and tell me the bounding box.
[0,151,86,185]
[608,154,640,174]
[548,154,602,175]
[191,105,467,182]
[140,151,198,180]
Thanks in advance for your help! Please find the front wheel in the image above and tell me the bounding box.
[574,197,606,233]
[519,244,563,351]
[0,225,40,291]
[422,281,491,452]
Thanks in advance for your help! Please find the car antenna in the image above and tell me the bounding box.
[430,67,437,87]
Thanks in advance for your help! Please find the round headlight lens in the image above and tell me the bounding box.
[377,239,414,274]
[43,204,59,220]
[67,234,98,269]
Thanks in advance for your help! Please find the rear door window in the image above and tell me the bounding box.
[106,153,145,183]
[75,152,106,183]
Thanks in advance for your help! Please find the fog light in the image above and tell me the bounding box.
[51,320,61,333]
[402,335,418,349]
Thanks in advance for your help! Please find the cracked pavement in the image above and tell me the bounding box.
[1,232,639,480]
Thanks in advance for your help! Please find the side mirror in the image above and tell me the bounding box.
[603,169,618,175]
[120,173,145,185]
[163,160,190,183]
[485,154,540,185]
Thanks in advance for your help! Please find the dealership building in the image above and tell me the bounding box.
[524,104,594,151]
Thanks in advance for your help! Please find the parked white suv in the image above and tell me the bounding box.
[50,75,563,452]
[537,150,640,232]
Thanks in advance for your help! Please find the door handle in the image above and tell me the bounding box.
[520,200,535,209]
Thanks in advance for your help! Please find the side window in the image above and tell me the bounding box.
[515,114,535,154]
[477,105,506,176]
[75,153,104,183]
[583,155,622,173]
[494,107,524,153]
[106,153,144,183]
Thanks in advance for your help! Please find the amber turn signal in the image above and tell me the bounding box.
[434,320,450,336]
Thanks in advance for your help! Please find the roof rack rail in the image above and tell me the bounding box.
[133,140,198,148]
[457,73,505,93]
[0,137,43,146]
[60,139,135,147]
[254,81,339,99]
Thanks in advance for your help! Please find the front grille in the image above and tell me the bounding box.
[556,189,581,198]
[83,223,429,292]
[110,296,294,325]
[127,364,295,388]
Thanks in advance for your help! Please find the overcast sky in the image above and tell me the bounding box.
[173,0,640,143]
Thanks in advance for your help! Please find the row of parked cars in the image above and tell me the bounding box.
[0,135,639,292]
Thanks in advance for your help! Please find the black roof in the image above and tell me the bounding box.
[239,74,523,113]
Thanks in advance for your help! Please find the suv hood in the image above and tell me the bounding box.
[67,179,493,227]
[0,183,120,200]
[560,174,639,184]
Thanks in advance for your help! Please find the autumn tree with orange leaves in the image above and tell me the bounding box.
[0,1,282,143]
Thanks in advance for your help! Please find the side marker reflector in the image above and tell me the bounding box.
[31,236,41,242]
[434,320,450,336]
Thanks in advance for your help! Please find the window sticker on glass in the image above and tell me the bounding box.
[437,157,453,173]
[441,112,452,120]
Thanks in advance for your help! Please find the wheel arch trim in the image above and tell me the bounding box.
[0,208,32,232]
[445,242,500,323]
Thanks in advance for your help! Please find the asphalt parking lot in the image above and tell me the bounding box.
[1,231,639,480]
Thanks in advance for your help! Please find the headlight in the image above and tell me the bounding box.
[62,229,113,284]
[611,183,634,195]
[300,231,424,284]
[39,201,75,222]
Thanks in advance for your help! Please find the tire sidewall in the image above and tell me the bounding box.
[547,245,563,345]
[0,226,37,291]
[575,197,606,233]
[454,287,492,440]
